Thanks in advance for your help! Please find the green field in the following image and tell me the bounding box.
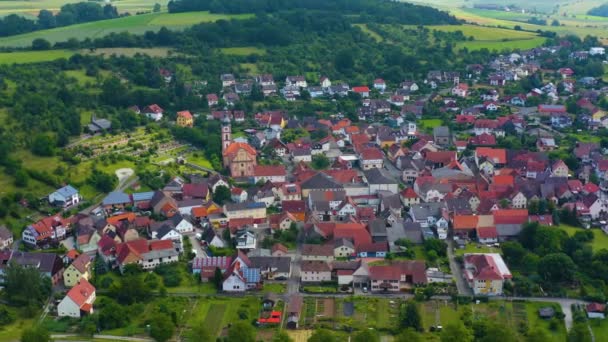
[557,224,608,252]
[0,50,73,64]
[219,47,267,56]
[0,0,167,16]
[0,11,254,48]
[353,23,383,42]
[188,297,261,338]
[425,24,547,51]
[419,118,443,129]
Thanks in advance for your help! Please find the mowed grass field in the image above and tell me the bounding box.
[426,24,547,51]
[0,48,173,64]
[0,0,167,16]
[219,47,267,56]
[0,11,254,48]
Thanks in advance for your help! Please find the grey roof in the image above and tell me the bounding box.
[202,228,220,244]
[496,224,523,237]
[380,193,402,210]
[249,256,292,273]
[92,118,112,130]
[52,185,79,198]
[403,222,423,244]
[9,252,59,274]
[141,248,179,260]
[334,238,354,249]
[169,213,188,226]
[364,168,397,185]
[248,248,271,257]
[225,201,266,212]
[386,221,407,251]
[331,260,360,270]
[102,191,131,206]
[433,126,450,137]
[369,218,387,237]
[132,191,155,202]
[156,224,177,239]
[0,226,12,241]
[301,173,343,190]
[410,202,446,221]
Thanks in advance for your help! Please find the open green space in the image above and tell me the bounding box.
[0,50,74,64]
[188,297,261,338]
[422,24,547,51]
[219,47,266,56]
[0,0,167,16]
[557,224,608,252]
[454,242,501,256]
[419,119,443,129]
[0,11,254,48]
[353,23,383,42]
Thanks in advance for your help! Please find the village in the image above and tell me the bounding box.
[3,42,608,341]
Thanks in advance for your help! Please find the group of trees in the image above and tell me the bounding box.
[0,2,120,37]
[501,222,608,300]
[588,3,608,17]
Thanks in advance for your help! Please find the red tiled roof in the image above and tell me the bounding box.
[360,148,384,160]
[453,215,479,230]
[182,183,208,198]
[177,110,193,119]
[583,182,600,194]
[425,151,457,164]
[66,278,95,308]
[493,209,528,224]
[476,226,497,239]
[352,86,370,93]
[369,261,427,284]
[587,303,606,313]
[222,142,257,157]
[282,200,306,213]
[476,147,506,164]
[465,254,503,281]
[254,165,287,177]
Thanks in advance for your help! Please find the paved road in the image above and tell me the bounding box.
[79,176,139,215]
[287,243,302,295]
[446,240,472,296]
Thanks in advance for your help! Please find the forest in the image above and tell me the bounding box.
[167,0,459,25]
[587,3,608,17]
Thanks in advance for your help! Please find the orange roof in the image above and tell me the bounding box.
[191,207,208,218]
[222,142,257,157]
[453,215,479,230]
[66,278,95,308]
[106,212,136,226]
[149,239,174,251]
[177,110,193,119]
[492,175,514,186]
[476,147,506,164]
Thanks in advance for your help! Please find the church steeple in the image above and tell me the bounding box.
[222,120,232,153]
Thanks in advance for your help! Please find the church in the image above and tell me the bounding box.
[222,122,257,178]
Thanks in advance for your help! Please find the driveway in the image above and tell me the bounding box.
[187,231,207,258]
[446,240,472,295]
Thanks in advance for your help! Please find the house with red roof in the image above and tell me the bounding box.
[463,253,511,296]
[373,79,386,92]
[369,261,427,292]
[22,215,69,247]
[114,239,179,272]
[176,110,193,127]
[58,278,96,318]
[452,83,469,98]
[143,104,164,121]
[223,142,257,178]
[352,86,370,97]
[493,209,529,240]
[586,303,606,319]
[253,165,287,184]
[359,148,384,170]
[469,133,496,146]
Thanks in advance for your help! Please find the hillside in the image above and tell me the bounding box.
[0,0,166,16]
[0,11,254,48]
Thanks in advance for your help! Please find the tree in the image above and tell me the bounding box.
[213,267,223,290]
[227,322,256,342]
[423,238,447,257]
[87,169,117,193]
[308,329,335,342]
[311,154,330,170]
[353,330,379,342]
[0,305,15,326]
[31,38,51,50]
[31,134,56,156]
[400,301,422,331]
[21,325,51,342]
[441,322,473,342]
[335,49,354,72]
[213,185,231,205]
[395,329,421,342]
[99,299,129,329]
[150,313,175,342]
[4,263,51,310]
[538,253,576,283]
[14,169,29,187]
[37,10,56,29]
[153,3,162,12]
[527,329,550,342]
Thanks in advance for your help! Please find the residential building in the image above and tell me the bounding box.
[48,185,80,207]
[176,110,194,127]
[301,260,332,282]
[63,253,91,288]
[58,279,96,318]
[368,261,427,292]
[463,253,512,296]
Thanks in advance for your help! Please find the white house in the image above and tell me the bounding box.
[49,185,80,207]
[320,77,332,89]
[170,214,194,234]
[590,47,605,56]
[286,76,307,88]
[57,279,96,318]
[463,253,512,296]
[301,261,332,282]
[374,79,387,92]
[236,231,257,250]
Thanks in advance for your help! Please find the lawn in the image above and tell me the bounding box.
[219,47,266,56]
[188,297,261,338]
[0,11,254,47]
[454,242,501,256]
[557,224,608,252]
[524,302,567,341]
[262,283,286,294]
[0,50,74,64]
[83,47,173,58]
[0,317,34,342]
[419,119,443,129]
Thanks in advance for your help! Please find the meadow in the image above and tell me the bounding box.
[219,47,267,56]
[0,11,254,48]
[0,0,167,16]
[426,24,547,51]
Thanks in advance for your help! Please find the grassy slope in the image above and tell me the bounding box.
[0,11,254,48]
[0,0,168,15]
[557,224,608,252]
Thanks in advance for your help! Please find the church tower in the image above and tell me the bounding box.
[221,121,232,153]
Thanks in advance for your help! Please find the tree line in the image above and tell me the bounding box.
[0,2,120,38]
